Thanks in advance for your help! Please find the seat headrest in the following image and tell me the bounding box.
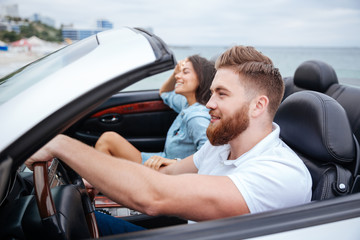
[294,60,339,92]
[275,91,355,164]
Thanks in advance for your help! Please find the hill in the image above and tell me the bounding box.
[0,20,63,43]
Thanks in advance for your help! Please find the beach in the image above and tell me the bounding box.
[0,42,65,78]
[0,51,42,77]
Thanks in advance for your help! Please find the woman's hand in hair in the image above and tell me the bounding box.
[174,59,185,75]
[159,59,186,94]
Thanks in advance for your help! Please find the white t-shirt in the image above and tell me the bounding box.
[193,123,312,214]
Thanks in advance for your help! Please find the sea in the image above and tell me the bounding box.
[1,45,359,91]
[125,45,360,91]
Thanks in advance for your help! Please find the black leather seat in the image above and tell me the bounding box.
[327,84,360,146]
[283,60,338,99]
[275,91,360,200]
[283,60,360,147]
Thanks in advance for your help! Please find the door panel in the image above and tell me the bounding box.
[68,90,177,152]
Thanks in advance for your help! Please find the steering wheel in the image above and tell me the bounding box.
[33,159,99,239]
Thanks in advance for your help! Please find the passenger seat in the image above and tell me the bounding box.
[283,60,360,147]
[275,91,360,200]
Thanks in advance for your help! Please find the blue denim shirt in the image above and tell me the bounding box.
[141,91,210,162]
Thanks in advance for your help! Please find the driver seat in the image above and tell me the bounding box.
[275,91,360,200]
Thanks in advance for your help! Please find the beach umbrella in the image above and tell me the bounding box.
[27,36,47,46]
[11,39,31,47]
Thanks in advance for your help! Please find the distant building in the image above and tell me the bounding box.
[0,23,7,32]
[11,24,20,33]
[0,5,55,34]
[62,19,114,41]
[0,4,25,33]
[62,28,103,41]
[30,13,55,27]
[97,19,113,29]
[0,4,20,18]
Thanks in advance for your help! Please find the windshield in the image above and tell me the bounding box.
[0,36,99,105]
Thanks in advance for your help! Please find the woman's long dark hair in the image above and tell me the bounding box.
[188,55,216,105]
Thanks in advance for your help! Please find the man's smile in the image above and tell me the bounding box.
[209,112,221,124]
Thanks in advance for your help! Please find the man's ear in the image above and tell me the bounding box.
[251,95,269,118]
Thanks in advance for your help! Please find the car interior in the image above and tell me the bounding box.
[279,60,360,200]
[282,60,360,144]
[1,59,360,239]
[70,59,360,228]
[275,90,360,200]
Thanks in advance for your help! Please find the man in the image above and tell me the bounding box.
[26,45,312,235]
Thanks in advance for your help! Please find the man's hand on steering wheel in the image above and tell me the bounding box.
[25,135,62,170]
[83,178,99,202]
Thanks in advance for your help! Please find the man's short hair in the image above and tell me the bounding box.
[215,46,284,118]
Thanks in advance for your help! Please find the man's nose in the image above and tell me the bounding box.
[206,95,216,110]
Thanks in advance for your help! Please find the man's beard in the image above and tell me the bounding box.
[206,104,250,146]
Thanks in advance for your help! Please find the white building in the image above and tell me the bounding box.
[0,4,20,18]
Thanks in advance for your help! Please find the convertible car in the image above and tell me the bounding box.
[0,27,360,239]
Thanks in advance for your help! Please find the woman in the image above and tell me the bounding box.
[95,55,216,169]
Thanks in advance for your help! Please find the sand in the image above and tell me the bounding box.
[0,43,65,78]
[0,51,43,78]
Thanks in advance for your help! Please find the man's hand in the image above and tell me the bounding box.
[25,144,53,171]
[144,156,177,170]
[83,178,99,202]
[25,135,62,170]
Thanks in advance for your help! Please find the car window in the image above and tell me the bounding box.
[122,70,173,92]
[0,36,98,105]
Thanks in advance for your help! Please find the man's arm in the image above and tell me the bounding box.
[26,135,249,221]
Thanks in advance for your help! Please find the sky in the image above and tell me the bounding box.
[2,0,360,47]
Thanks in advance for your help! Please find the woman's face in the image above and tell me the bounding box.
[174,60,199,97]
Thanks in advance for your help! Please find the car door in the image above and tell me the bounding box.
[67,77,178,153]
